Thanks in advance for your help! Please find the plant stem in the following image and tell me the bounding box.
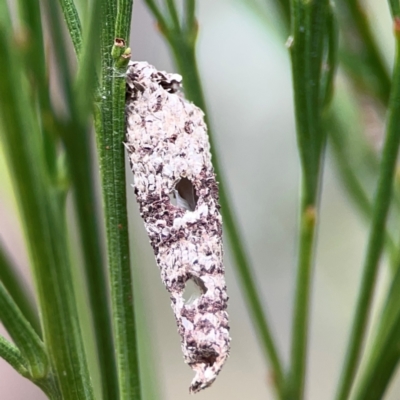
[335,17,400,400]
[58,2,120,399]
[286,200,318,400]
[0,241,41,336]
[327,112,398,270]
[184,0,196,33]
[352,262,400,399]
[0,27,93,400]
[96,0,142,398]
[55,1,119,398]
[0,335,29,377]
[115,0,134,39]
[335,0,390,105]
[57,0,82,55]
[112,68,142,400]
[0,334,60,399]
[166,0,180,30]
[286,0,330,397]
[0,282,48,379]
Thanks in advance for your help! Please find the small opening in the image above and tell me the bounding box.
[203,354,217,367]
[183,277,207,305]
[169,177,198,212]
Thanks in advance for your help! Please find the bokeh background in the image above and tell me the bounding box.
[0,0,398,399]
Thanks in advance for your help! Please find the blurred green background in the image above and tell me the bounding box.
[0,0,398,398]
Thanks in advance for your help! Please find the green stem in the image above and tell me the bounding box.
[241,0,396,273]
[0,335,60,398]
[59,1,119,398]
[64,124,119,400]
[96,1,142,398]
[0,27,93,400]
[320,5,338,110]
[286,0,330,397]
[0,241,41,336]
[184,0,196,33]
[16,0,47,92]
[0,335,29,378]
[57,0,82,56]
[0,335,60,400]
[112,69,142,400]
[335,21,400,400]
[327,113,398,270]
[286,199,318,400]
[166,0,180,30]
[352,258,400,399]
[115,0,134,39]
[0,282,48,379]
[335,0,391,105]
[219,182,286,397]
[142,0,169,31]
[288,0,328,204]
[168,40,285,396]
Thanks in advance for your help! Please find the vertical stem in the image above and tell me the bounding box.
[64,124,119,400]
[57,0,82,56]
[286,198,318,399]
[286,0,330,397]
[352,261,400,399]
[111,71,142,399]
[115,0,134,39]
[55,1,119,397]
[166,0,180,30]
[96,0,142,398]
[0,31,93,400]
[335,16,400,400]
[336,0,391,105]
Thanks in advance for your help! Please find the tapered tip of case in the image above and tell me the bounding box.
[188,355,228,394]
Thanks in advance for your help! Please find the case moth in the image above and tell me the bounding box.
[125,61,230,393]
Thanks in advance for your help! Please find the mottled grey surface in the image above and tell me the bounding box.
[126,62,230,393]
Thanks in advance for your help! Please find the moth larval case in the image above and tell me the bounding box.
[125,61,230,393]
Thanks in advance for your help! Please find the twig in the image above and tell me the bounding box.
[335,14,400,400]
[0,242,41,336]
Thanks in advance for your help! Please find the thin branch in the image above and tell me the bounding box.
[0,335,29,378]
[335,16,400,400]
[0,241,41,336]
[184,0,196,33]
[352,262,400,399]
[96,0,142,398]
[0,22,92,400]
[165,0,181,31]
[335,0,391,105]
[60,0,120,397]
[115,0,134,39]
[286,0,331,397]
[143,0,171,34]
[0,282,48,379]
[57,0,82,56]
